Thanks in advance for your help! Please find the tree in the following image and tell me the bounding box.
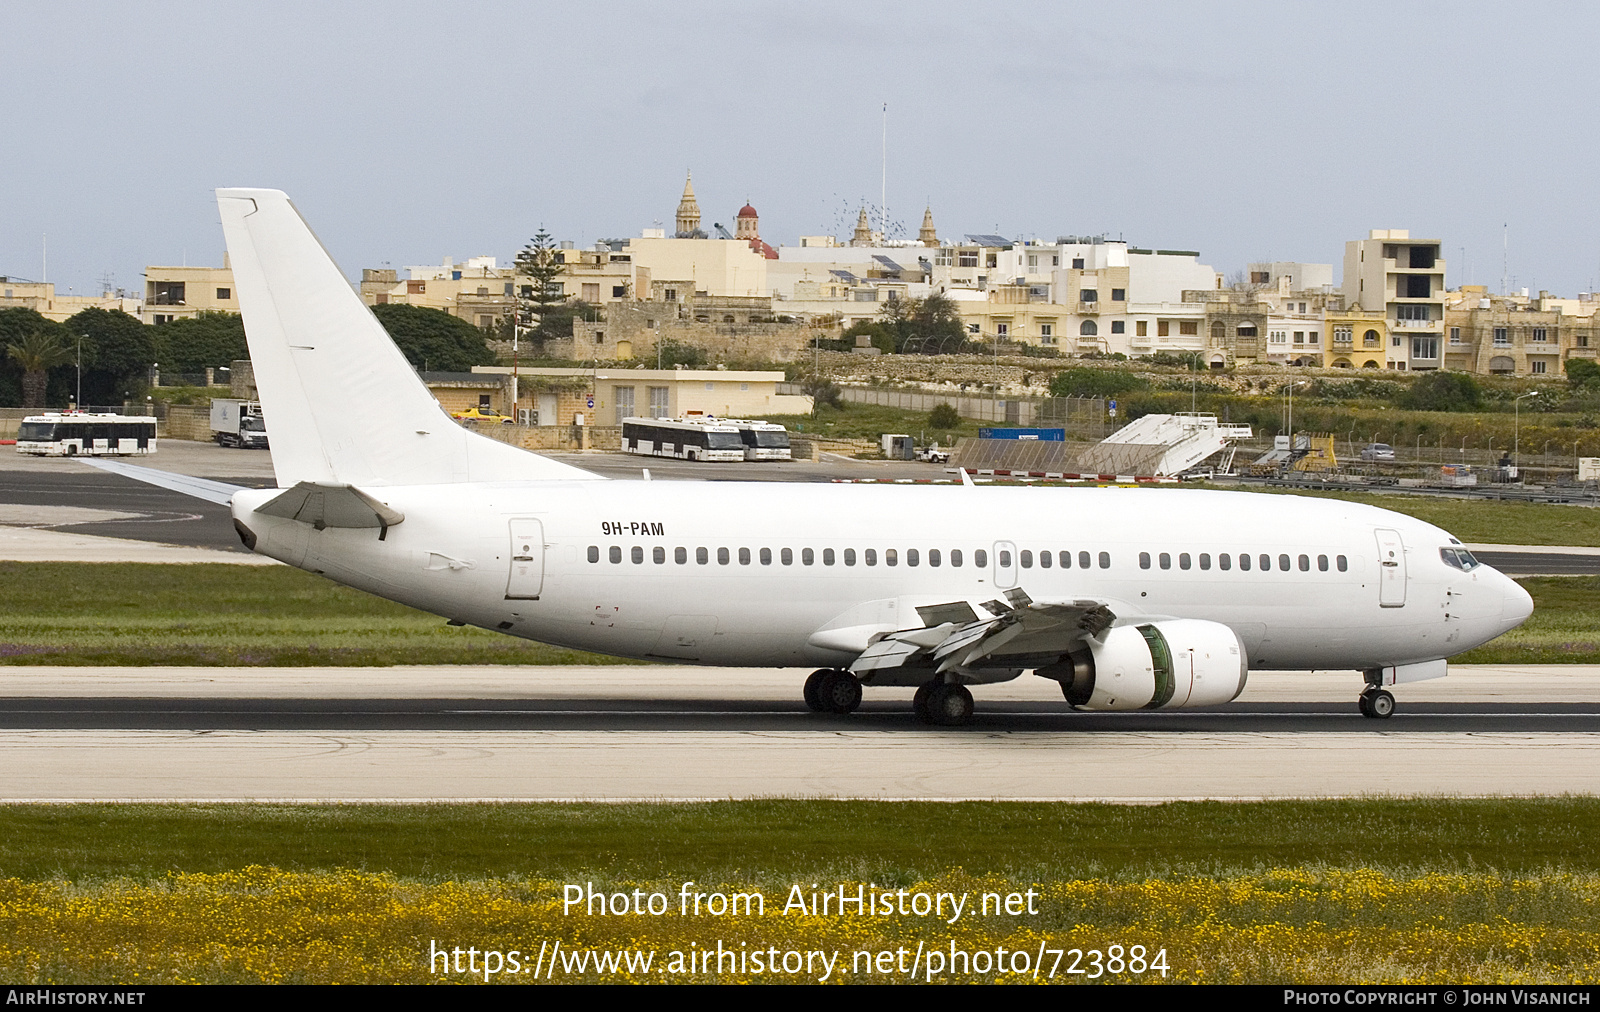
[875,292,967,353]
[929,402,960,429]
[514,228,569,343]
[370,303,497,373]
[64,307,154,403]
[7,330,73,408]
[1567,358,1600,389]
[150,311,248,373]
[1049,367,1147,398]
[1397,371,1482,412]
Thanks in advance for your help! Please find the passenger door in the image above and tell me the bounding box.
[506,518,545,600]
[1375,528,1406,607]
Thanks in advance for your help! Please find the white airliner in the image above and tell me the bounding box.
[91,189,1533,725]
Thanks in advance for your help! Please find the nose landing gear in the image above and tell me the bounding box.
[1358,687,1395,719]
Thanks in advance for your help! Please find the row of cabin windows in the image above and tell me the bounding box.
[588,546,1115,569]
[1137,551,1348,573]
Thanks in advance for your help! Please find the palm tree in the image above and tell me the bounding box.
[7,332,73,408]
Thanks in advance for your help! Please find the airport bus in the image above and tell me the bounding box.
[728,419,792,461]
[15,413,158,456]
[621,416,746,462]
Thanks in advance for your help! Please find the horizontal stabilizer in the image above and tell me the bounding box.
[256,481,404,533]
[77,459,244,506]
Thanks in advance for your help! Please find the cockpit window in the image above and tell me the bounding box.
[1440,547,1480,571]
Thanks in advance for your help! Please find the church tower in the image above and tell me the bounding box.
[919,206,938,247]
[675,173,702,238]
[735,201,759,240]
[851,206,873,246]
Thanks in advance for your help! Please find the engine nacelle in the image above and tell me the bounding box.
[1038,619,1248,711]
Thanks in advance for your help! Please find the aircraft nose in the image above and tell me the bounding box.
[1499,571,1534,629]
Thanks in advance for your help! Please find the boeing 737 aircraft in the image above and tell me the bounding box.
[91,189,1534,725]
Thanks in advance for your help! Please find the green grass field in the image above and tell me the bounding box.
[4,801,1600,983]
[0,562,630,666]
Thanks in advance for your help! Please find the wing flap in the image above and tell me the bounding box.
[848,596,1117,678]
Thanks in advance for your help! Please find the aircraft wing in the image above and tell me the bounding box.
[849,588,1116,679]
[76,459,246,506]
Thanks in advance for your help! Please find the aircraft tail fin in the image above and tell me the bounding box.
[215,188,600,487]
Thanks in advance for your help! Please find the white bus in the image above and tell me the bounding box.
[16,413,158,456]
[728,419,792,461]
[621,416,746,462]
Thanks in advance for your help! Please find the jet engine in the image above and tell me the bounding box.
[1038,619,1248,711]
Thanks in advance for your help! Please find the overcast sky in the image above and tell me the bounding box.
[5,1,1597,299]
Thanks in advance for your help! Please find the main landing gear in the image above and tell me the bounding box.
[1358,686,1395,719]
[913,680,974,727]
[803,668,862,714]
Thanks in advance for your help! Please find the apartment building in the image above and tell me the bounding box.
[142,263,238,324]
[1342,230,1447,370]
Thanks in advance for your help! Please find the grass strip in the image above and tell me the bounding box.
[5,867,1600,983]
[0,562,631,666]
[3,799,1600,880]
[1235,487,1600,547]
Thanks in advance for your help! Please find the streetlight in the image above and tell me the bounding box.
[1514,390,1538,478]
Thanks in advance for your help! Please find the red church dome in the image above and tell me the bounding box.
[737,204,758,219]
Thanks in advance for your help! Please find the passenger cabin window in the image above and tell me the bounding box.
[1098,552,1110,569]
[739,548,752,565]
[907,549,919,567]
[653,547,665,564]
[1337,555,1348,571]
[975,550,988,567]
[697,547,709,565]
[824,548,836,565]
[1059,551,1071,568]
[929,549,941,567]
[1079,551,1091,569]
[610,546,622,564]
[781,548,792,565]
[675,547,687,564]
[1219,553,1231,570]
[1179,553,1191,570]
[632,547,644,564]
[1239,553,1251,571]
[1317,554,1328,571]
[1279,554,1291,571]
[1020,550,1032,568]
[1039,550,1050,569]
[759,548,772,565]
[1298,554,1310,571]
[801,548,812,565]
[588,546,599,563]
[1140,552,1152,570]
[885,549,898,566]
[865,549,878,566]
[1159,553,1171,570]
[718,548,730,565]
[1259,554,1271,570]
[1199,553,1211,570]
[844,549,856,566]
[951,549,963,567]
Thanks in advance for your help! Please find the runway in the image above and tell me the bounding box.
[3,665,1597,801]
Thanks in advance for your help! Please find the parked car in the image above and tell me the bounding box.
[451,407,514,424]
[917,443,950,464]
[1360,442,1396,462]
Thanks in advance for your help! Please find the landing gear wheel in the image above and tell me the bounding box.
[803,669,831,712]
[818,670,862,714]
[1359,688,1395,719]
[926,683,974,726]
[913,681,936,724]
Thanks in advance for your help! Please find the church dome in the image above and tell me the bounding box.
[737,204,758,219]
